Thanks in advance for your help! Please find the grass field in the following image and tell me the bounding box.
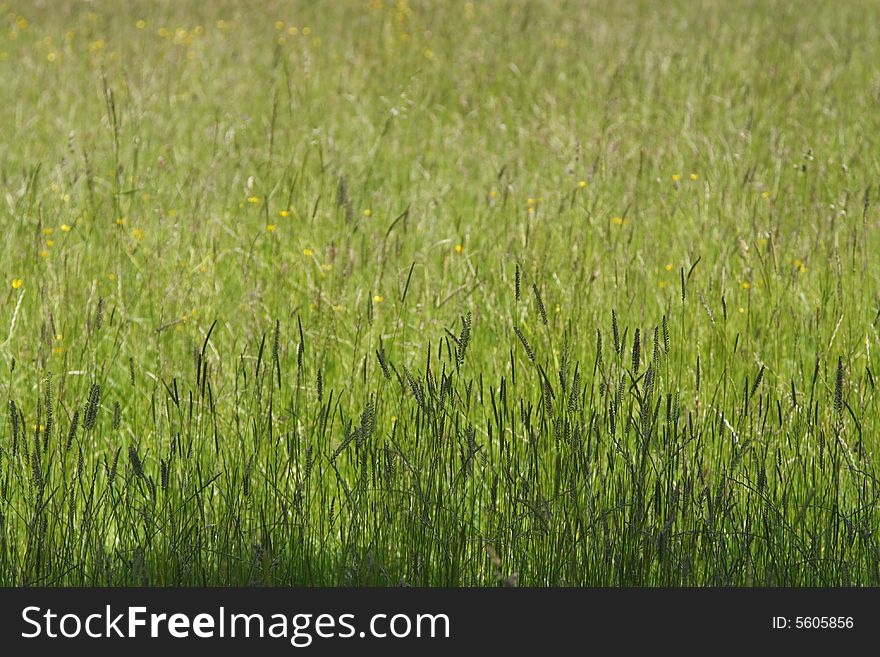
[2,0,880,586]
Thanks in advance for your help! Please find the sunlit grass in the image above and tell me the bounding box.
[1,0,879,585]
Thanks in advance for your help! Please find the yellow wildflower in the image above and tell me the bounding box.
[303,248,314,257]
[455,244,464,254]
[11,279,23,289]
[266,224,277,232]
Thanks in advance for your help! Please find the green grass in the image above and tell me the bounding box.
[1,0,880,586]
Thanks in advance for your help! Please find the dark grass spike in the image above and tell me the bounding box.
[273,319,282,387]
[515,263,521,301]
[834,356,844,415]
[128,445,144,478]
[456,311,472,369]
[304,446,314,480]
[568,365,580,413]
[644,365,654,401]
[404,367,425,409]
[297,315,305,373]
[83,383,101,431]
[359,399,376,445]
[43,373,53,452]
[558,342,569,395]
[108,447,120,484]
[401,261,415,305]
[94,296,104,332]
[611,309,620,355]
[615,372,626,409]
[513,326,536,363]
[751,364,765,400]
[376,339,392,380]
[65,410,79,452]
[662,314,670,355]
[538,365,555,415]
[632,328,641,374]
[532,283,547,325]
[31,449,43,491]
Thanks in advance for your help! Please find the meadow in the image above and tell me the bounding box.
[1,0,880,586]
